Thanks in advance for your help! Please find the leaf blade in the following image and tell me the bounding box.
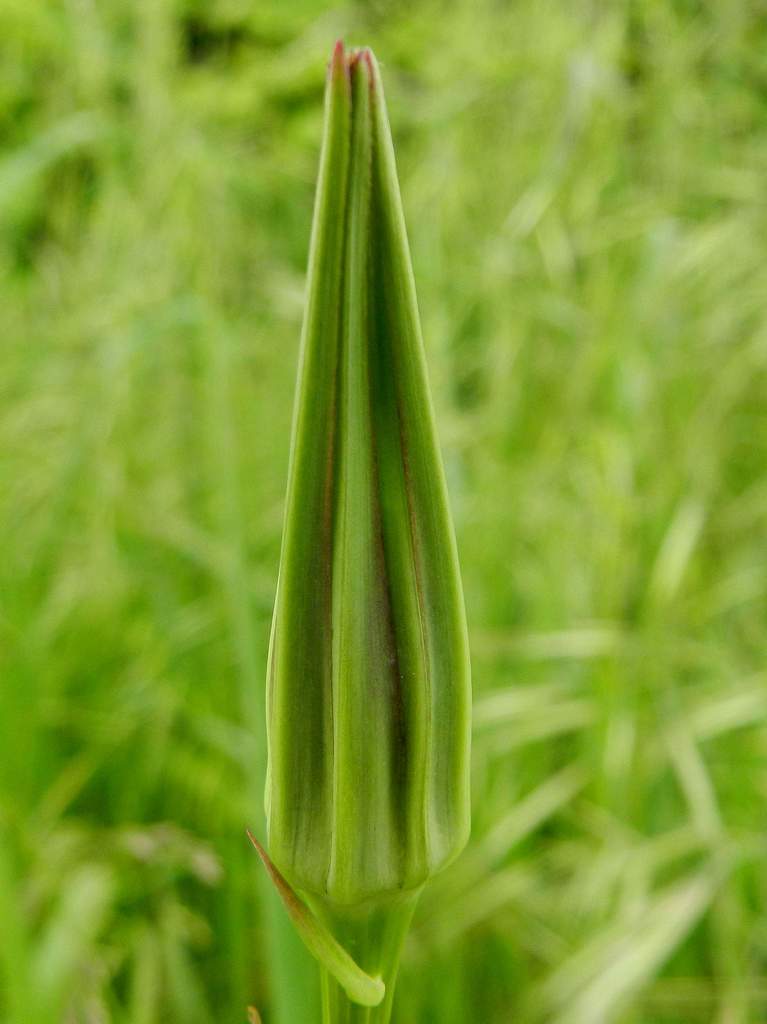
[247,830,385,1008]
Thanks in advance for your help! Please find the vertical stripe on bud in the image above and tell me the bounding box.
[266,43,470,907]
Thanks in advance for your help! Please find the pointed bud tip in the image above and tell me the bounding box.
[329,39,347,82]
[346,46,377,93]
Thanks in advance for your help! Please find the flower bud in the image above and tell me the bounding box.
[265,42,471,909]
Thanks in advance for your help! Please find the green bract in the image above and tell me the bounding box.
[260,40,471,1019]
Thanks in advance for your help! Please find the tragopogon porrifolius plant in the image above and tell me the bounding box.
[250,41,471,1023]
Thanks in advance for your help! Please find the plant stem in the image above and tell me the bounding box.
[316,892,420,1024]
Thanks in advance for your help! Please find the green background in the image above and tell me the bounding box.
[1,1,766,1021]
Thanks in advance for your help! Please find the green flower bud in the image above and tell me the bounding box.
[265,41,470,913]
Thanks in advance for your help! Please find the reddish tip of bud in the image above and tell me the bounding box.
[346,46,376,94]
[362,48,376,93]
[329,39,346,80]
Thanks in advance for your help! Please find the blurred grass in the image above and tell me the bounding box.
[1,1,766,1022]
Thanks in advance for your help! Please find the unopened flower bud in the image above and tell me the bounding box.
[259,41,471,1019]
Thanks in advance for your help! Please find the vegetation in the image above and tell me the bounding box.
[263,41,471,1023]
[1,2,766,1022]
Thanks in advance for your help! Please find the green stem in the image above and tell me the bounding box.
[316,892,420,1024]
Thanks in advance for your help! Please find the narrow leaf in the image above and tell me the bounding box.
[246,830,385,1008]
